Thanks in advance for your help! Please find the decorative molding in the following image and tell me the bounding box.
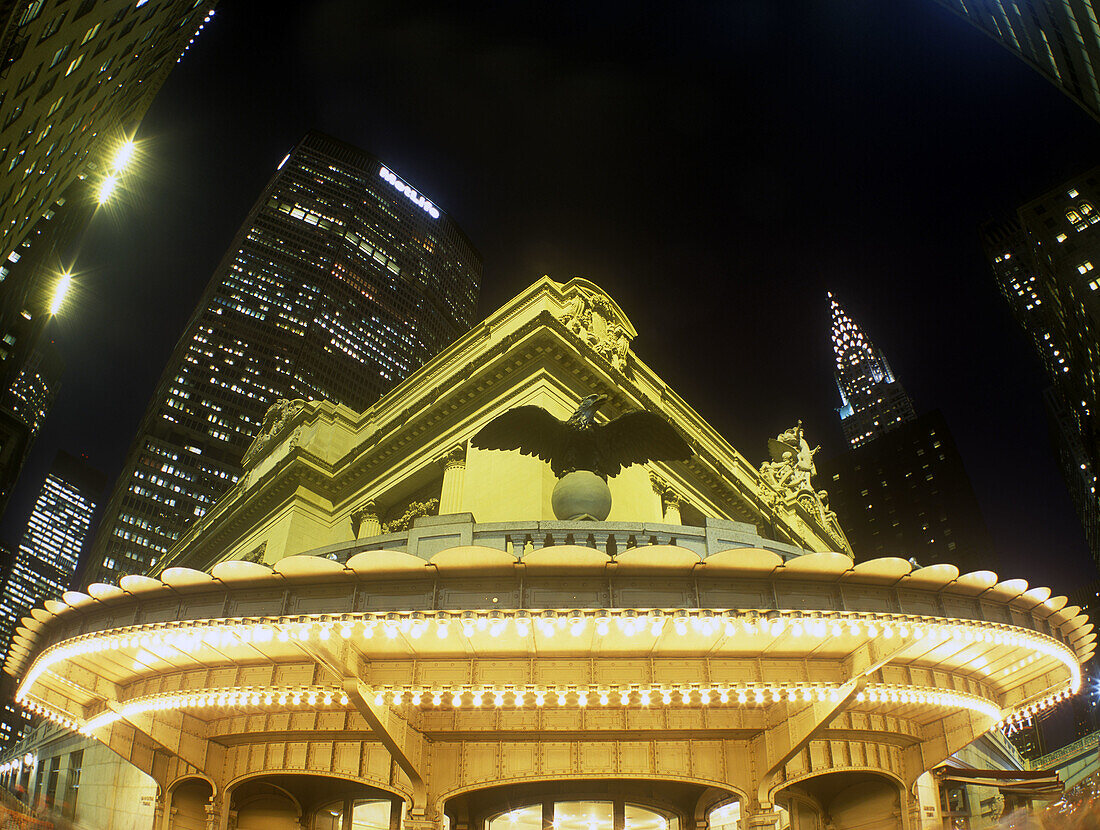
[558,288,634,376]
[242,398,305,467]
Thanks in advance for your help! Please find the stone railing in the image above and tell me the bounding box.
[308,514,813,564]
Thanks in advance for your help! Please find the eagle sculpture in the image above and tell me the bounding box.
[471,394,692,479]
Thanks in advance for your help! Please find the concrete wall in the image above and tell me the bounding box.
[74,740,157,830]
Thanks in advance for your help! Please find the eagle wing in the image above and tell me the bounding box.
[470,406,571,468]
[597,411,692,477]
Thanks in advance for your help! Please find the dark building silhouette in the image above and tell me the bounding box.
[982,165,1100,568]
[0,341,62,518]
[931,0,1100,126]
[83,132,482,585]
[819,410,998,572]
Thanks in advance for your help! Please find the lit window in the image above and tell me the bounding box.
[1069,189,1080,198]
[1078,261,1094,274]
[1057,233,1068,242]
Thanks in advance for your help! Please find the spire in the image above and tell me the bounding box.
[829,292,877,372]
[827,292,916,448]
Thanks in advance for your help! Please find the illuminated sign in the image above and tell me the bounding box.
[379,166,440,219]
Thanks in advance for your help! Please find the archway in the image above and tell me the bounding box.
[228,773,403,830]
[776,771,904,830]
[444,778,738,830]
[169,778,213,830]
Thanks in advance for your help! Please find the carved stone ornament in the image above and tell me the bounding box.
[649,471,682,508]
[558,289,634,375]
[242,398,305,467]
[758,421,846,548]
[383,498,440,534]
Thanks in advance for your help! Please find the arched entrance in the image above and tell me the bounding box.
[227,774,403,830]
[169,778,214,830]
[445,779,737,830]
[776,772,905,830]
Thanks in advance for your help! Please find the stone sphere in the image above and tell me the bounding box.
[552,471,612,521]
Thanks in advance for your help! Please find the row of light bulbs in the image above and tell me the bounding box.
[41,680,1004,737]
[1001,688,1077,728]
[16,608,1081,706]
[0,754,34,775]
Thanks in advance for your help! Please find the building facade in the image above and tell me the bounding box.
[0,339,60,517]
[829,293,917,449]
[818,410,998,572]
[0,450,102,748]
[82,131,482,586]
[930,0,1100,125]
[0,450,103,654]
[0,278,1088,830]
[981,165,1100,568]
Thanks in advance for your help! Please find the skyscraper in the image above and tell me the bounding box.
[83,131,482,585]
[0,340,61,517]
[981,164,1100,567]
[829,292,917,448]
[822,296,997,571]
[818,410,998,571]
[0,451,102,654]
[0,0,218,379]
[0,451,102,748]
[930,0,1100,125]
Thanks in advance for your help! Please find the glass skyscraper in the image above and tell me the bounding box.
[84,131,481,584]
[829,292,917,448]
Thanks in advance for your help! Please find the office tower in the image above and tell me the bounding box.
[0,451,103,650]
[0,340,61,517]
[829,292,917,448]
[930,0,1100,125]
[981,165,1100,567]
[0,0,218,376]
[818,409,998,571]
[83,131,482,585]
[823,295,996,571]
[0,453,102,748]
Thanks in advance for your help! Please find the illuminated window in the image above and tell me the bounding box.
[1057,233,1068,242]
[1079,261,1094,274]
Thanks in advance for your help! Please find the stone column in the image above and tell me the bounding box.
[743,810,782,830]
[352,501,382,540]
[663,491,682,524]
[439,445,467,515]
[404,814,446,830]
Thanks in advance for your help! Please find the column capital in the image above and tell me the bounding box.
[439,444,467,470]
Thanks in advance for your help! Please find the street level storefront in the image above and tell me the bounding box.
[0,279,1093,830]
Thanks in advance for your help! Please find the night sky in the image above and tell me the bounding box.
[5,0,1100,597]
